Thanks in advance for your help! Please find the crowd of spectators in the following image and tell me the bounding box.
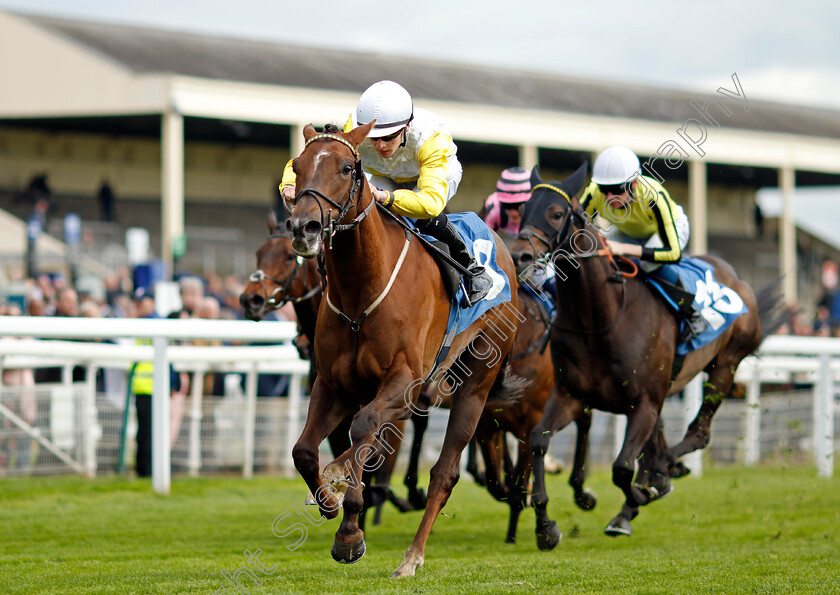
[774,259,840,338]
[0,267,259,322]
[0,266,298,477]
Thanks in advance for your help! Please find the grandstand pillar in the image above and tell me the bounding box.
[290,124,305,159]
[161,111,185,280]
[779,166,797,305]
[518,145,538,172]
[688,160,707,255]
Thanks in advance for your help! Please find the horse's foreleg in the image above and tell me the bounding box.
[465,438,485,485]
[475,423,507,502]
[327,415,353,458]
[331,370,417,565]
[504,434,532,544]
[371,419,405,524]
[569,410,597,511]
[530,386,581,551]
[402,394,430,510]
[292,378,354,520]
[605,401,660,537]
[634,414,674,500]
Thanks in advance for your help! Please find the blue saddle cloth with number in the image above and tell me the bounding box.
[410,212,513,339]
[646,258,748,355]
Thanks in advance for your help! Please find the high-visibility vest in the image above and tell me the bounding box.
[131,338,154,395]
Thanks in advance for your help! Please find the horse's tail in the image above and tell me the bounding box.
[755,277,797,343]
[485,353,530,405]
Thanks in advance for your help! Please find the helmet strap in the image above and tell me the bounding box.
[399,120,411,148]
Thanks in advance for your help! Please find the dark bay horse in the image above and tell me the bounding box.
[510,166,783,546]
[286,122,520,577]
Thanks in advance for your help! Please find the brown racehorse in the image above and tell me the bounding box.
[239,211,422,525]
[286,122,520,578]
[510,166,786,546]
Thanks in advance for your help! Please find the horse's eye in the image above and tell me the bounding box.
[553,211,564,220]
[341,164,353,176]
[285,253,297,262]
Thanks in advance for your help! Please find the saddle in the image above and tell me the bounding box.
[425,241,462,303]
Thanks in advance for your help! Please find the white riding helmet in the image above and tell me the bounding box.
[356,80,414,138]
[591,146,641,186]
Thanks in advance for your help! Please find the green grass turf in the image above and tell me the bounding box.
[1,464,838,594]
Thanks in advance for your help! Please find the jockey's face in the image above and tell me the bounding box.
[369,126,406,158]
[504,205,523,227]
[603,181,634,209]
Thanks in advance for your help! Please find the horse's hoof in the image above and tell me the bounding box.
[536,521,562,551]
[574,489,597,511]
[634,481,673,504]
[331,536,366,564]
[390,553,424,578]
[604,516,632,537]
[669,461,691,478]
[408,487,427,510]
[505,535,516,544]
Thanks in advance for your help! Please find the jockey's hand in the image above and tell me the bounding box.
[372,188,390,204]
[281,185,296,203]
[606,240,643,258]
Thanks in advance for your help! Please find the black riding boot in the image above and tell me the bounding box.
[416,214,493,306]
[657,278,708,343]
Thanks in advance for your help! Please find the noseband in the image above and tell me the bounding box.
[293,133,375,244]
[248,241,321,310]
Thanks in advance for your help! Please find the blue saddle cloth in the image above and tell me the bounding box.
[646,258,748,355]
[411,212,513,338]
[520,280,556,319]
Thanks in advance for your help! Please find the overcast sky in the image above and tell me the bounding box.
[1,0,839,110]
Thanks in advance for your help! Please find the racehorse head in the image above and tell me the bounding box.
[240,209,320,321]
[286,121,376,258]
[510,162,589,278]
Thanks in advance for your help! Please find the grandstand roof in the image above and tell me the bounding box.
[12,12,840,141]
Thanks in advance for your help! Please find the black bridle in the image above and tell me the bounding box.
[519,182,631,335]
[289,131,412,354]
[292,133,374,246]
[248,237,322,310]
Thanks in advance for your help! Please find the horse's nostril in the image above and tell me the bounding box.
[304,221,322,236]
[240,293,264,310]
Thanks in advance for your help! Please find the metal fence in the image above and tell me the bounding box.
[2,384,833,481]
[0,320,838,489]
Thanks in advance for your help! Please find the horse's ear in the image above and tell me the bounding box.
[559,162,589,198]
[530,165,542,187]
[347,121,376,148]
[267,209,279,234]
[303,124,318,141]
